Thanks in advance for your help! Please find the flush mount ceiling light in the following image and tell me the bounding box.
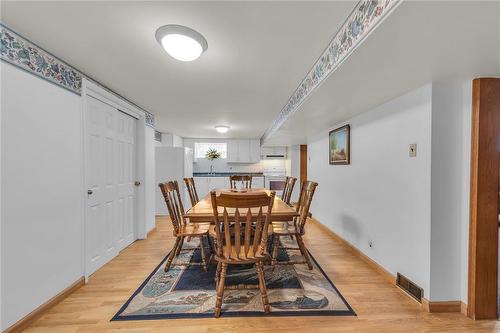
[215,126,230,134]
[155,25,208,62]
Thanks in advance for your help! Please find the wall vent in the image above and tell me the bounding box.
[154,130,162,142]
[396,272,423,302]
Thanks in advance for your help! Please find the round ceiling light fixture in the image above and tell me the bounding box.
[155,25,208,62]
[215,125,230,134]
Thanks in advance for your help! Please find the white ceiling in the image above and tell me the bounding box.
[265,1,500,145]
[0,0,356,139]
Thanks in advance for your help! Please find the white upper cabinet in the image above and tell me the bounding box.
[227,140,239,162]
[237,140,250,162]
[227,139,260,163]
[250,140,261,162]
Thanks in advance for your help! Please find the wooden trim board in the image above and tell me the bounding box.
[422,299,462,313]
[467,78,500,320]
[461,301,468,316]
[300,144,307,183]
[309,218,466,314]
[147,226,157,238]
[4,277,85,333]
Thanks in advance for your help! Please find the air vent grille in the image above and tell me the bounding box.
[396,272,423,302]
[154,131,162,142]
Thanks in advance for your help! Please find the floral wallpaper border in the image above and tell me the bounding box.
[0,24,155,127]
[260,0,401,144]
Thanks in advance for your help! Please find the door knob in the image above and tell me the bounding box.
[134,181,141,186]
[87,189,93,195]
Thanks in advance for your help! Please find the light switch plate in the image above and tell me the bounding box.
[409,143,417,157]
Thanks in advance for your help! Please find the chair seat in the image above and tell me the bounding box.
[175,223,210,236]
[272,221,299,235]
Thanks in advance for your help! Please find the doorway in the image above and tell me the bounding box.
[468,77,500,319]
[84,95,138,276]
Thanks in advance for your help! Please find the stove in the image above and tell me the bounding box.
[263,167,287,196]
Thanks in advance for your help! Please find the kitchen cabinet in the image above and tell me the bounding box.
[252,176,264,189]
[193,177,230,198]
[227,139,260,163]
[250,140,261,162]
[194,177,210,199]
[227,140,239,163]
[261,146,287,159]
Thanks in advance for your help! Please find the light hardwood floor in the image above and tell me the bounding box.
[22,216,499,333]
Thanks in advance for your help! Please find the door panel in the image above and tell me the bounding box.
[85,96,137,276]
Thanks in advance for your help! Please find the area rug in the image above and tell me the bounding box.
[112,238,355,320]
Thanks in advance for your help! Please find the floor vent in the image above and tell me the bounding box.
[396,272,423,302]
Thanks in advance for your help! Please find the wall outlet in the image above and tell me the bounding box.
[409,143,417,157]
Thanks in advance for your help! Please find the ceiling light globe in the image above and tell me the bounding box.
[155,25,207,62]
[215,126,229,134]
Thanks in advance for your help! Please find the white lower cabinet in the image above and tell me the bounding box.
[253,176,264,189]
[194,177,210,199]
[193,176,231,199]
[208,177,227,191]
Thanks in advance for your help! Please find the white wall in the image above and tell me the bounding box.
[145,127,156,233]
[429,81,471,302]
[308,84,433,296]
[155,132,184,148]
[459,81,472,304]
[308,82,473,302]
[1,63,83,330]
[288,145,301,202]
[0,63,158,329]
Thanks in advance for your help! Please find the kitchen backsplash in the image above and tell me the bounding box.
[193,158,264,173]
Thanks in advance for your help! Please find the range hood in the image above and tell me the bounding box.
[261,146,287,159]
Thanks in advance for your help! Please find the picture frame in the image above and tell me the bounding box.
[329,124,350,165]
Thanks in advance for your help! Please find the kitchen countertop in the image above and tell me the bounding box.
[193,172,264,177]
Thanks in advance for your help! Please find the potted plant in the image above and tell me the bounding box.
[205,148,221,174]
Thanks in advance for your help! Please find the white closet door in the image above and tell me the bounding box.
[115,110,136,252]
[85,96,136,276]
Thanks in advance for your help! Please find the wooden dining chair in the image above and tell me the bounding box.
[184,177,199,206]
[229,175,252,189]
[159,181,210,272]
[281,176,296,205]
[271,181,318,270]
[210,190,276,318]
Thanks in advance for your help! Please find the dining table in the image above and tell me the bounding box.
[184,188,299,222]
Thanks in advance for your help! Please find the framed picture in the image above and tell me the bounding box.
[329,124,350,165]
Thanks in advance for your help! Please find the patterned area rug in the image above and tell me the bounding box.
[112,238,355,320]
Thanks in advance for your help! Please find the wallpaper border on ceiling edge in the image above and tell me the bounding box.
[0,23,155,127]
[260,0,402,145]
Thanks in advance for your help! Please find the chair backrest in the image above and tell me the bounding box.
[210,190,275,260]
[229,175,252,189]
[159,181,186,234]
[184,177,199,206]
[295,181,318,234]
[281,176,297,204]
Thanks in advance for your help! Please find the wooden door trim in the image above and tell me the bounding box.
[300,145,307,183]
[468,78,500,319]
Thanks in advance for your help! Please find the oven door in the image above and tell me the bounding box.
[266,178,286,196]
